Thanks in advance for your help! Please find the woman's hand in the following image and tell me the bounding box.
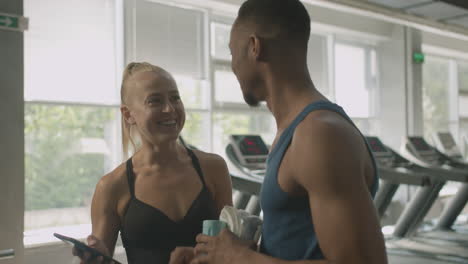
[72,235,114,264]
[191,229,254,264]
[169,247,195,264]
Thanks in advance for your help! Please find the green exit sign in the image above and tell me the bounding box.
[413,52,425,64]
[0,12,28,32]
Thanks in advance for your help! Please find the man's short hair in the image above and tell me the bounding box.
[237,0,311,44]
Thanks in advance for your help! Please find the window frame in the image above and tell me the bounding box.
[23,0,386,246]
[457,60,468,95]
[23,0,125,245]
[420,52,468,150]
[24,0,120,105]
[333,39,379,118]
[209,20,271,112]
[307,32,333,99]
[23,101,123,247]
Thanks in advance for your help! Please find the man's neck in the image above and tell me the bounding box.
[264,75,326,131]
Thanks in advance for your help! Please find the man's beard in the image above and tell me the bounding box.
[243,91,260,107]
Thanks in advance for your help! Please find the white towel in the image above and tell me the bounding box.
[219,206,262,243]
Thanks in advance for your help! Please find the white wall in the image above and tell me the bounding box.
[305,3,393,41]
[24,244,128,264]
[0,1,25,264]
[25,244,79,264]
[423,31,468,56]
[377,25,407,150]
[174,0,395,40]
[405,27,424,136]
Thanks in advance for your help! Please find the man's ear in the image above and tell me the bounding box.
[120,105,136,125]
[249,34,263,61]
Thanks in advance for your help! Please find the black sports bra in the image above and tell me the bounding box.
[120,148,218,264]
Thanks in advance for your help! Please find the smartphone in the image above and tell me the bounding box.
[53,233,122,264]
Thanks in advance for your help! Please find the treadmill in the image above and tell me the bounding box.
[366,136,468,264]
[367,136,433,218]
[225,135,268,216]
[432,132,468,233]
[390,136,468,256]
[433,132,466,163]
[226,135,268,180]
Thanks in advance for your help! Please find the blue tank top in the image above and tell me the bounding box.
[259,100,379,260]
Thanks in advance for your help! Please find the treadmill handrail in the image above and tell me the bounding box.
[230,173,262,196]
[378,167,432,186]
[425,166,468,182]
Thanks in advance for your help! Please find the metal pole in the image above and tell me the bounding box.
[374,181,399,218]
[233,191,250,210]
[245,195,261,216]
[436,183,468,230]
[393,181,444,237]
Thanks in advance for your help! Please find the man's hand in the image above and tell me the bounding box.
[191,229,254,264]
[170,247,195,264]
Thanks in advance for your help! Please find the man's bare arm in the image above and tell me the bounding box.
[231,117,386,264]
[289,117,387,264]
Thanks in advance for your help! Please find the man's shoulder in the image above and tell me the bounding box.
[289,109,371,187]
[293,110,358,151]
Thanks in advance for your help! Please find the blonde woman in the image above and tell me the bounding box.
[73,62,232,264]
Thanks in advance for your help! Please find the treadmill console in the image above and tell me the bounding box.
[365,136,393,167]
[406,136,441,165]
[228,135,269,169]
[433,132,463,160]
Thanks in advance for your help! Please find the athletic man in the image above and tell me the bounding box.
[191,0,388,263]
